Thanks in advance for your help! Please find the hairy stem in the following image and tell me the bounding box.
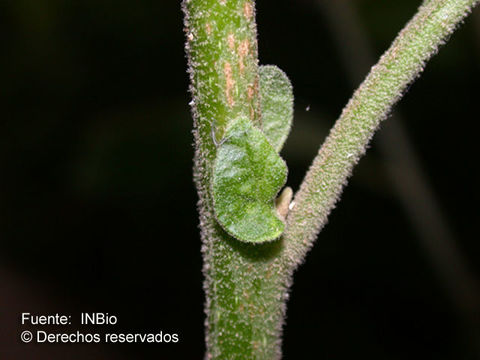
[183,0,479,359]
[318,0,480,352]
[282,0,479,272]
[183,1,288,359]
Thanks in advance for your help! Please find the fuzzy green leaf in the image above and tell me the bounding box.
[213,116,287,243]
[259,65,294,152]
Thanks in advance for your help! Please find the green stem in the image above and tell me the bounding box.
[183,0,479,359]
[183,1,287,359]
[282,0,479,272]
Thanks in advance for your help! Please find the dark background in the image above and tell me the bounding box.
[1,0,479,359]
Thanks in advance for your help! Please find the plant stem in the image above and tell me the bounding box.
[183,1,288,359]
[318,0,480,352]
[183,0,479,359]
[282,0,479,272]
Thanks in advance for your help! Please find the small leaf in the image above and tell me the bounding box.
[259,65,294,153]
[213,116,288,243]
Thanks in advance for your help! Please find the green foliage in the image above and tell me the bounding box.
[259,65,293,153]
[211,65,293,243]
[212,116,287,243]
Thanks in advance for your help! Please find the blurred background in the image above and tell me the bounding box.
[1,0,479,359]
